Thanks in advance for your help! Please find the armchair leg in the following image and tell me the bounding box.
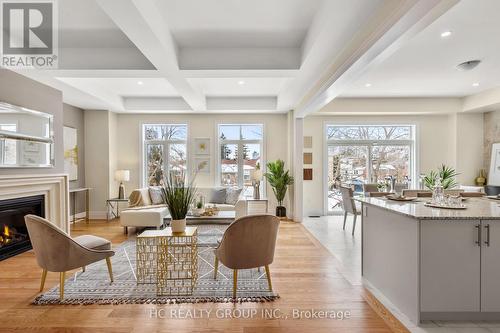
[213,257,219,279]
[40,269,47,292]
[106,257,114,283]
[59,272,65,300]
[265,265,273,292]
[82,266,85,272]
[233,269,238,299]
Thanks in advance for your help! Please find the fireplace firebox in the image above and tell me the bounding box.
[0,195,44,261]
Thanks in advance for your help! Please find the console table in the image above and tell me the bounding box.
[69,187,90,224]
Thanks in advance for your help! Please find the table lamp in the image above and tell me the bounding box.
[115,170,130,199]
[250,166,263,199]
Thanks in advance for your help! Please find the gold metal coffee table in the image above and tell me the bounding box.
[136,227,198,296]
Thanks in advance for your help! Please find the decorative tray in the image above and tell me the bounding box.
[424,202,467,210]
[486,196,500,201]
[386,195,417,202]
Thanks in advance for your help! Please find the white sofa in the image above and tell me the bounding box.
[120,187,246,233]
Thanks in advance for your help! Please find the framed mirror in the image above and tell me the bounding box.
[0,102,54,168]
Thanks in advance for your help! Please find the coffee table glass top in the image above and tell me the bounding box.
[165,210,235,220]
[137,227,198,238]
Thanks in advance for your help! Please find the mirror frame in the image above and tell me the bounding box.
[0,101,54,168]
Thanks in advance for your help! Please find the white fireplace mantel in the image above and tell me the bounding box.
[0,174,70,233]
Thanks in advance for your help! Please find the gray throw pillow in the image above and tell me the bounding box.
[209,187,227,204]
[226,187,242,205]
[149,186,164,205]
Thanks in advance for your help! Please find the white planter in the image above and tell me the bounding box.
[170,218,186,233]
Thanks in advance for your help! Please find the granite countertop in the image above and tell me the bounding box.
[354,197,500,220]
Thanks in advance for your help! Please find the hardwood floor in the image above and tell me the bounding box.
[0,219,405,332]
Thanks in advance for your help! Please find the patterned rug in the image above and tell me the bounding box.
[33,225,279,305]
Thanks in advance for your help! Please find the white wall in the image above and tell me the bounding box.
[302,114,456,216]
[115,113,289,213]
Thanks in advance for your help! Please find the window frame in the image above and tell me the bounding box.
[141,123,189,187]
[323,123,418,215]
[216,123,265,197]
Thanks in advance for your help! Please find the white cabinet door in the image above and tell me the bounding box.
[420,220,481,312]
[481,220,500,311]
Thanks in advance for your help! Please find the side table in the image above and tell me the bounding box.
[246,198,269,215]
[136,227,198,296]
[106,198,129,222]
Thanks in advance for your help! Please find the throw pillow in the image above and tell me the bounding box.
[149,186,165,205]
[209,187,227,204]
[226,187,242,205]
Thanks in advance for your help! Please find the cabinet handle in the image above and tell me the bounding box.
[475,224,482,247]
[485,224,491,247]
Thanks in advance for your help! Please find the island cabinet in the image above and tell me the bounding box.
[356,197,500,325]
[421,220,500,314]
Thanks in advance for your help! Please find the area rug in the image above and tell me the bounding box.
[33,225,279,305]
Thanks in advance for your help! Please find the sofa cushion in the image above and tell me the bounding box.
[121,207,168,227]
[129,188,152,207]
[209,187,227,204]
[226,187,242,205]
[149,186,164,204]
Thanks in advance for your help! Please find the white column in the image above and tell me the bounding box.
[293,116,303,222]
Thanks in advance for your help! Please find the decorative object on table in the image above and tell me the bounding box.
[431,178,445,204]
[475,168,487,186]
[194,157,210,173]
[303,152,312,164]
[386,194,417,202]
[250,163,263,199]
[194,138,210,155]
[114,170,130,199]
[377,180,389,192]
[303,168,313,181]
[423,164,459,190]
[265,159,294,217]
[161,172,196,233]
[201,205,220,216]
[303,136,312,149]
[63,126,78,181]
[192,195,205,217]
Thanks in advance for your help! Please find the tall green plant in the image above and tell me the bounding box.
[264,159,294,206]
[423,164,459,190]
[161,172,197,220]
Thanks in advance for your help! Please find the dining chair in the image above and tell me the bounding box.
[25,215,115,300]
[460,192,485,197]
[367,192,393,197]
[213,214,280,299]
[362,183,379,194]
[339,186,359,236]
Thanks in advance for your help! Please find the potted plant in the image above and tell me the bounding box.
[192,195,204,217]
[423,164,459,190]
[161,172,197,233]
[264,159,294,217]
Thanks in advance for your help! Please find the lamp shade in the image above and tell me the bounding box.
[250,169,263,181]
[114,170,130,182]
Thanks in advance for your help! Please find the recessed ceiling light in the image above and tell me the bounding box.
[472,82,480,87]
[440,31,452,38]
[137,81,144,85]
[365,83,372,87]
[237,80,245,85]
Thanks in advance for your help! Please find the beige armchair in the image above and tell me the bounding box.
[24,215,115,300]
[213,214,280,298]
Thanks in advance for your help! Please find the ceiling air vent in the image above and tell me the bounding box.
[456,60,481,71]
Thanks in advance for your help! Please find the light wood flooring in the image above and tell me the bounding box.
[0,219,407,332]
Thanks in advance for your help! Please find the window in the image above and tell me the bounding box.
[218,124,263,197]
[326,125,415,212]
[143,124,187,186]
[0,124,17,165]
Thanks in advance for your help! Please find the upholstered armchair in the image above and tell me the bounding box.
[24,215,115,300]
[213,214,280,298]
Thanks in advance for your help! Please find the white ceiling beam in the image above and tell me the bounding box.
[96,0,206,111]
[12,69,124,111]
[124,97,190,111]
[292,0,460,118]
[206,97,277,111]
[47,69,162,79]
[462,87,500,113]
[181,69,298,79]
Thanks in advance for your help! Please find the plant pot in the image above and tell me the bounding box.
[170,218,186,233]
[276,206,287,217]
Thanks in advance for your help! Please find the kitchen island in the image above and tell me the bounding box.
[355,196,500,325]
